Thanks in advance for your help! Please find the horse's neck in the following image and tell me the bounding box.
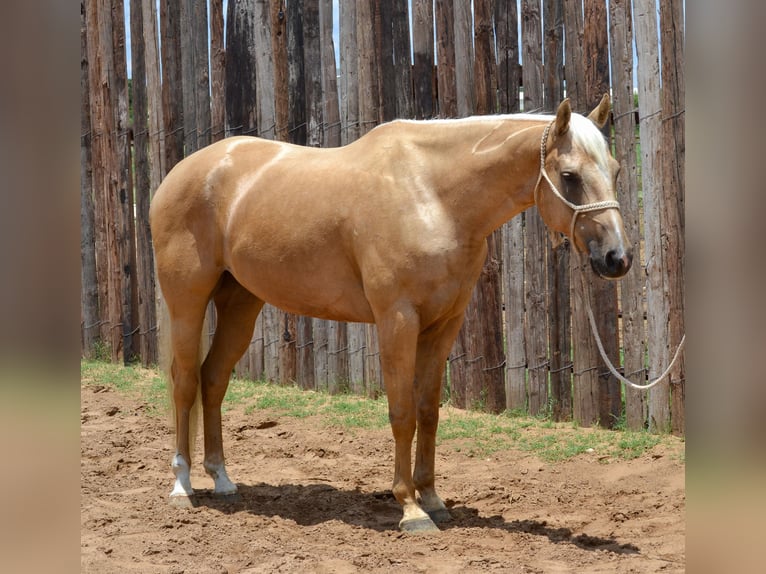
[424,118,546,242]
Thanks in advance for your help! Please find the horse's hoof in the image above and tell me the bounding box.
[426,507,452,524]
[168,494,196,509]
[399,516,440,534]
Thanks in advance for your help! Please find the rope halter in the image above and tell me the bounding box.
[533,120,621,252]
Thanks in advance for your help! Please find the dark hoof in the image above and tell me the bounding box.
[168,494,197,509]
[399,516,440,534]
[427,507,452,524]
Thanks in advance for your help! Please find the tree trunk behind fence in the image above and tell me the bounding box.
[81,0,100,358]
[521,0,548,416]
[660,0,686,435]
[634,0,670,433]
[609,0,646,430]
[412,0,434,119]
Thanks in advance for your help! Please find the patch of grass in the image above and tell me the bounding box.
[81,358,167,414]
[81,359,680,463]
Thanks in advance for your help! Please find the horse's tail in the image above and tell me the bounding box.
[158,289,209,459]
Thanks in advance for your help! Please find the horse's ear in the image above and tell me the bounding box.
[553,99,572,136]
[587,93,611,128]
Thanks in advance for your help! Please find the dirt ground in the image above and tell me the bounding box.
[81,381,685,573]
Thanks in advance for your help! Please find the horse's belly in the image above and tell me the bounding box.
[227,251,375,323]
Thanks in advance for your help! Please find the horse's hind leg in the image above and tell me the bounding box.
[165,291,212,504]
[201,272,264,495]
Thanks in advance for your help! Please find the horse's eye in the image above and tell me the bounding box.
[561,171,577,181]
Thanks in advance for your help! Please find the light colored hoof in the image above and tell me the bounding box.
[426,507,452,524]
[168,494,196,509]
[399,516,440,534]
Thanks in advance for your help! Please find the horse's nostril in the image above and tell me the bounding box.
[605,249,631,274]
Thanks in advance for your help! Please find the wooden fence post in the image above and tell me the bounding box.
[544,0,570,421]
[495,0,525,411]
[660,0,686,435]
[412,0,434,119]
[609,0,646,430]
[634,0,670,432]
[81,0,100,359]
[434,0,456,118]
[521,0,548,416]
[86,0,110,351]
[130,0,157,366]
[160,0,184,170]
[210,0,226,143]
[584,0,621,428]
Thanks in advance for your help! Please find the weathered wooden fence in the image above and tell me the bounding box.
[81,0,685,433]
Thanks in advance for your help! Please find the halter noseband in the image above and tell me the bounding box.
[533,120,621,252]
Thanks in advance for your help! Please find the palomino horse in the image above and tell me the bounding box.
[150,95,632,533]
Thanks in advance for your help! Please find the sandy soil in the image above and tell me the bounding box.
[81,380,685,573]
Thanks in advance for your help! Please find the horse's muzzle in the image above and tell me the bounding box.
[590,245,633,279]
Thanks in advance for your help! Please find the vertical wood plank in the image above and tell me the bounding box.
[584,0,621,429]
[81,0,100,358]
[130,0,155,366]
[392,0,413,118]
[660,0,686,435]
[544,0,569,420]
[435,0,456,118]
[160,0,184,170]
[634,0,670,432]
[339,0,359,144]
[86,0,111,349]
[495,0,526,411]
[609,0,646,430]
[210,0,226,143]
[453,0,474,117]
[521,0,548,416]
[412,0,434,119]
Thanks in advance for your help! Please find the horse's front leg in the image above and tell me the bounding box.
[377,304,440,533]
[413,315,466,524]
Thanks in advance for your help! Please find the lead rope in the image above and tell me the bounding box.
[536,120,686,391]
[578,265,686,390]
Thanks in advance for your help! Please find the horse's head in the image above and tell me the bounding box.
[535,95,633,279]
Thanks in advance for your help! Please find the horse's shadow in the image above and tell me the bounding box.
[191,482,639,555]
